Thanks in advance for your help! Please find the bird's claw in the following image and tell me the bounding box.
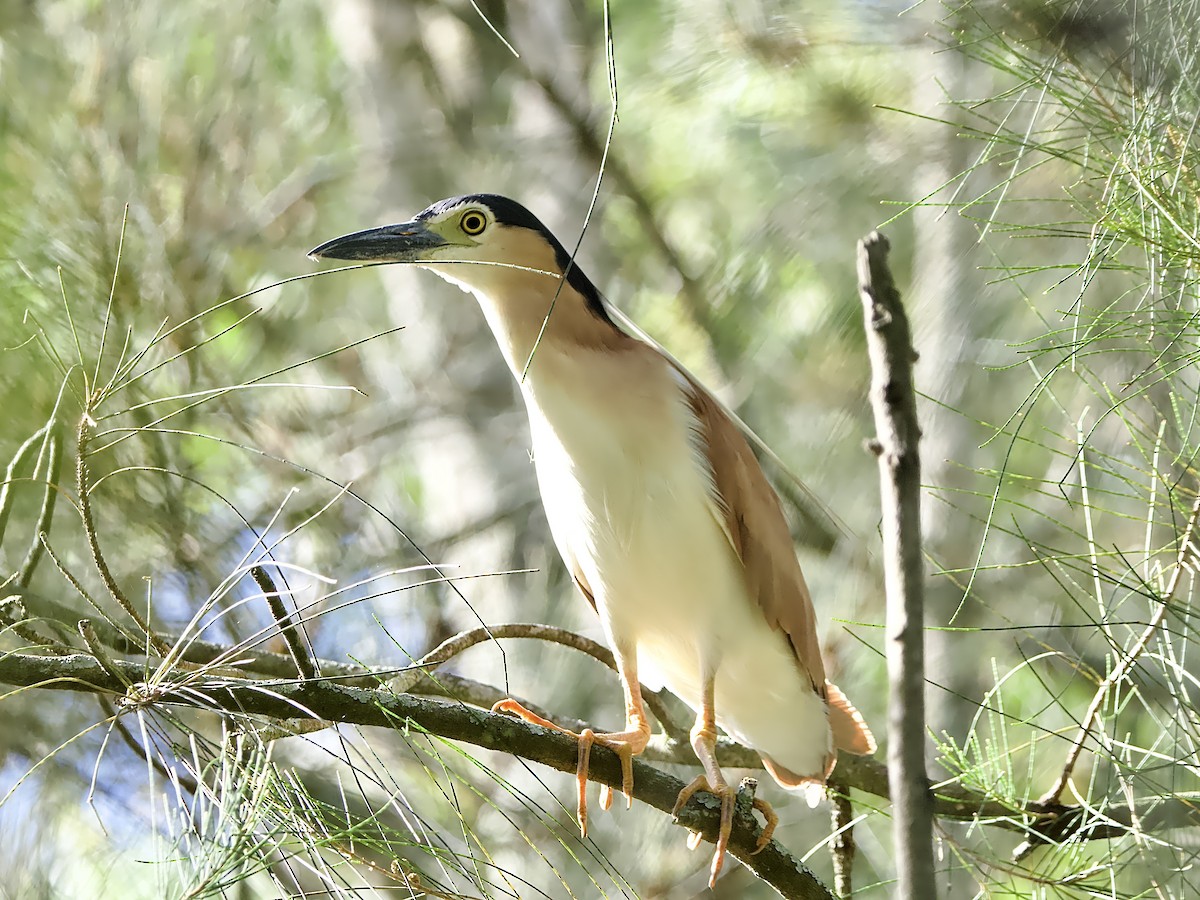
[737,778,777,854]
[672,775,778,887]
[490,698,645,839]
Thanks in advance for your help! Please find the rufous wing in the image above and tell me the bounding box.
[826,680,876,755]
[681,372,876,757]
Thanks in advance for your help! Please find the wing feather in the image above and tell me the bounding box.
[680,375,826,689]
[680,373,875,755]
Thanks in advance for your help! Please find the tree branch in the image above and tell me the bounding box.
[2,631,1196,870]
[7,586,1194,854]
[0,650,832,900]
[858,230,937,897]
[77,414,170,656]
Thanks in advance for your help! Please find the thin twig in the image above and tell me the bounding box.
[518,0,619,381]
[529,72,721,360]
[252,566,318,680]
[76,414,170,656]
[1039,491,1200,808]
[0,596,71,655]
[404,622,687,740]
[858,230,936,897]
[78,619,131,686]
[16,433,62,589]
[0,425,49,546]
[38,534,143,648]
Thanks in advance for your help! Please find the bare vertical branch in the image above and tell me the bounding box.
[828,779,855,898]
[857,231,936,897]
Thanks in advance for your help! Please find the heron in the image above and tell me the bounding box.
[310,194,875,886]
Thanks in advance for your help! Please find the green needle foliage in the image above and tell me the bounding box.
[7,0,1200,897]
[912,1,1200,896]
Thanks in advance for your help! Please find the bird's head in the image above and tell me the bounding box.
[309,194,622,369]
[311,194,595,301]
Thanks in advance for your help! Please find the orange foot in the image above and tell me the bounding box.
[491,698,650,837]
[671,775,777,887]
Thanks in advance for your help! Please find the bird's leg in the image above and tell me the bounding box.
[491,644,650,838]
[671,678,778,887]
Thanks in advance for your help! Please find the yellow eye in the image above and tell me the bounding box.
[460,210,487,236]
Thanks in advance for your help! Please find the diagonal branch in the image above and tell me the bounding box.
[76,414,170,656]
[252,565,318,680]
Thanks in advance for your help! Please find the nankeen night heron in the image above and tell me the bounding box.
[310,194,875,885]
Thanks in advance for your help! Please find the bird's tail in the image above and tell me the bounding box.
[760,753,832,808]
[825,680,876,756]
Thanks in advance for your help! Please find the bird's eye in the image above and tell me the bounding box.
[460,211,487,236]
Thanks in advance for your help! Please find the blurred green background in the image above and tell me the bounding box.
[2,0,1198,897]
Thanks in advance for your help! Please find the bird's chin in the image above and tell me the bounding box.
[424,264,479,296]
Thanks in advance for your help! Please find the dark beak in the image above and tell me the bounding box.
[308,220,448,263]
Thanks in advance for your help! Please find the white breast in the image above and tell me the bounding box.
[520,346,832,781]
